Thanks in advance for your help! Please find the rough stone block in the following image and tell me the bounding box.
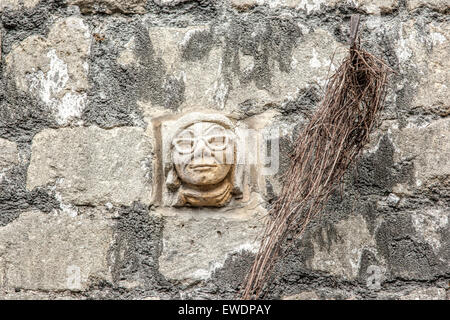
[414,22,450,116]
[134,25,346,117]
[0,0,39,12]
[67,0,147,14]
[407,0,450,13]
[157,194,266,283]
[307,214,376,280]
[411,208,448,254]
[230,0,398,14]
[398,287,447,300]
[5,16,90,125]
[0,210,114,291]
[139,25,223,113]
[395,20,449,116]
[391,118,450,193]
[154,0,195,5]
[26,127,152,206]
[282,291,321,300]
[0,289,81,300]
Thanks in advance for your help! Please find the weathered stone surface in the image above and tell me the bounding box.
[408,0,450,13]
[67,0,147,14]
[231,0,398,14]
[225,27,346,116]
[375,211,447,281]
[307,214,377,280]
[282,287,448,300]
[5,16,90,125]
[0,0,39,12]
[140,26,223,113]
[395,20,449,116]
[0,289,82,300]
[391,118,450,193]
[26,127,152,206]
[0,210,113,291]
[282,291,320,300]
[1,0,448,301]
[414,22,450,117]
[398,287,447,300]
[135,25,345,116]
[410,209,448,254]
[0,138,18,170]
[154,0,195,5]
[157,194,266,283]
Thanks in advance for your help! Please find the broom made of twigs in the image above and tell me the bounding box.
[241,15,392,299]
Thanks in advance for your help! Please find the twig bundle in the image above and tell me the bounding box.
[241,23,392,299]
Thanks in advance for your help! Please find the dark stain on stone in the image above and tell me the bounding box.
[220,14,302,92]
[267,234,341,299]
[438,223,450,269]
[181,29,214,61]
[0,0,66,55]
[210,250,255,297]
[358,200,379,235]
[353,135,413,196]
[0,80,56,144]
[0,164,59,227]
[264,179,275,204]
[379,32,400,72]
[82,21,186,127]
[149,0,219,17]
[333,24,349,44]
[282,86,319,117]
[0,0,448,300]
[375,214,445,281]
[108,202,170,291]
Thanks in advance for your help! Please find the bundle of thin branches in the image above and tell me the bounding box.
[241,22,392,300]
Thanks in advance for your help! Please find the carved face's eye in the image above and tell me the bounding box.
[173,131,195,154]
[174,138,195,153]
[206,135,228,150]
[204,125,230,151]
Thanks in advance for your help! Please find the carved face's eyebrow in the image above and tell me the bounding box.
[175,129,194,140]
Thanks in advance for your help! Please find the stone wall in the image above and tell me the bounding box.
[0,0,448,300]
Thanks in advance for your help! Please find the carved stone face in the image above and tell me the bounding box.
[172,122,233,186]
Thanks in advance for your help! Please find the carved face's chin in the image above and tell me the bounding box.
[175,163,231,186]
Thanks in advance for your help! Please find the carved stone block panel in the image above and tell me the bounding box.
[151,110,281,210]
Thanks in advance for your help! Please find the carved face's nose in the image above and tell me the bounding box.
[192,138,211,163]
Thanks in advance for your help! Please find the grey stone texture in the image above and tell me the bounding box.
[157,195,266,283]
[0,0,40,12]
[26,126,153,206]
[408,0,450,13]
[231,0,399,14]
[0,0,448,299]
[0,209,114,291]
[67,0,148,14]
[5,16,90,125]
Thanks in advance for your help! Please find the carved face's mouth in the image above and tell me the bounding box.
[189,163,218,171]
